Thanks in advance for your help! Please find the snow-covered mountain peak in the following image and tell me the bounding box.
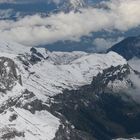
[68,0,87,9]
[50,0,87,11]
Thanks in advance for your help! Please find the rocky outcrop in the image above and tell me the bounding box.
[91,64,131,93]
[18,47,49,66]
[0,127,24,140]
[51,65,140,140]
[0,89,48,114]
[0,57,21,92]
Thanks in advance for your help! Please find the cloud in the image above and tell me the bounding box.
[129,58,140,72]
[92,37,123,52]
[127,72,140,103]
[0,0,140,46]
[127,75,140,103]
[124,58,140,103]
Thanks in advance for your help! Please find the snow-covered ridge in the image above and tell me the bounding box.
[0,40,127,100]
[68,0,87,9]
[26,51,127,99]
[0,40,128,140]
[51,0,87,11]
[0,39,30,55]
[0,58,59,140]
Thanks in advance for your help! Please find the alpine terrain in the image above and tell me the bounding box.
[0,0,140,140]
[0,38,139,140]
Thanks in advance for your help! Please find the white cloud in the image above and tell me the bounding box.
[0,0,140,46]
[127,72,140,103]
[129,58,140,72]
[126,58,140,103]
[92,37,123,52]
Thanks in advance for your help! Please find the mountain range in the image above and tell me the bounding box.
[0,0,140,140]
[0,36,139,140]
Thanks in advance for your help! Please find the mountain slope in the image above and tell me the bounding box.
[17,48,128,100]
[108,36,140,60]
[0,57,60,140]
[0,40,139,140]
[51,64,140,140]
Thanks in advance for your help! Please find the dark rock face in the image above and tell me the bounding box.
[0,86,94,140]
[30,47,44,64]
[108,36,140,60]
[18,47,49,66]
[51,65,140,140]
[30,47,49,64]
[52,91,140,140]
[0,89,48,114]
[54,124,95,140]
[16,90,48,114]
[0,127,24,140]
[0,57,21,92]
[9,113,18,122]
[91,64,130,93]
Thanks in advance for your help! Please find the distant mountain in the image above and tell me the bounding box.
[0,0,88,15]
[0,0,106,16]
[50,0,88,12]
[108,35,140,60]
